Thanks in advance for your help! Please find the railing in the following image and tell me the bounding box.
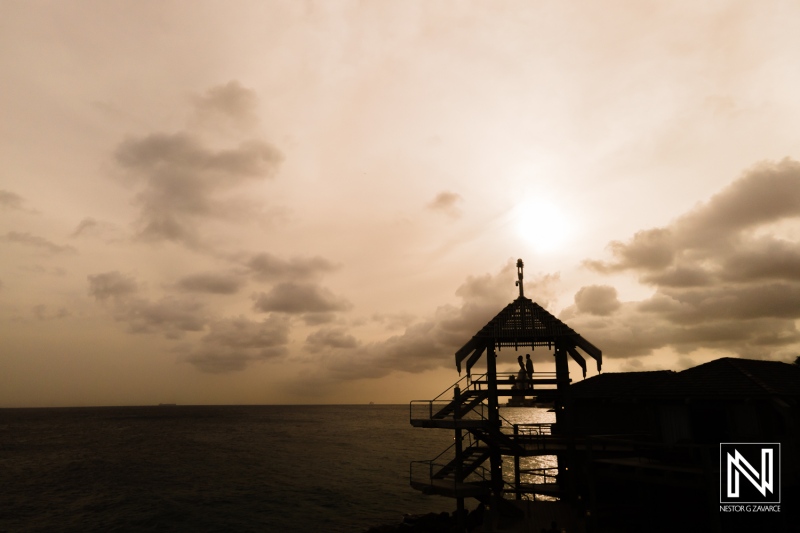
[518,466,558,485]
[409,434,495,495]
[409,373,490,423]
[473,371,559,391]
[514,423,553,436]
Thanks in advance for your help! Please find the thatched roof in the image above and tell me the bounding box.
[455,296,602,376]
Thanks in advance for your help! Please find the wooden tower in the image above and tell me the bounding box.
[410,259,602,530]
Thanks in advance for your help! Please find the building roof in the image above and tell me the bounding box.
[569,370,676,399]
[455,296,602,375]
[569,357,800,400]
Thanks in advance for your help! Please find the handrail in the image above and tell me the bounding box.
[410,373,493,423]
[431,373,481,402]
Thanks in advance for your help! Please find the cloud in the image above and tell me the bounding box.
[0,190,25,211]
[175,271,244,294]
[252,282,352,315]
[118,297,208,338]
[1,232,77,254]
[426,191,463,218]
[32,305,70,321]
[586,158,800,276]
[88,271,206,339]
[573,285,621,316]
[71,218,121,240]
[183,315,290,373]
[571,158,800,362]
[190,81,260,132]
[114,116,282,246]
[321,260,561,380]
[246,253,338,282]
[88,271,139,301]
[305,327,361,353]
[371,311,417,330]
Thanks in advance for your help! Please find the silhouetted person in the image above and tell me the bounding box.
[525,353,534,388]
[517,355,527,389]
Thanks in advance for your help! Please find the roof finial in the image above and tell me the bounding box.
[515,258,524,298]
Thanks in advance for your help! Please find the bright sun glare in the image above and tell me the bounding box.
[514,199,574,253]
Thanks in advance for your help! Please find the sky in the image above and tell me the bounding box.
[2,1,800,407]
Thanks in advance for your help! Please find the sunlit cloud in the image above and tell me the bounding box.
[568,158,800,362]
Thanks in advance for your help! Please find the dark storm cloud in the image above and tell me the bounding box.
[426,191,463,218]
[570,158,800,362]
[183,316,290,373]
[1,232,77,254]
[174,271,244,294]
[246,252,338,281]
[252,282,352,314]
[324,261,561,380]
[305,327,360,353]
[114,125,282,246]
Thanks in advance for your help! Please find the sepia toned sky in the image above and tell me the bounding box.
[2,1,800,407]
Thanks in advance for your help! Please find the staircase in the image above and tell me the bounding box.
[410,375,572,501]
[410,375,492,429]
[433,445,492,480]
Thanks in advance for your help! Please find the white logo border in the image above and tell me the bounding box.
[719,442,781,505]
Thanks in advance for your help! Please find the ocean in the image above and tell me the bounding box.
[0,404,477,533]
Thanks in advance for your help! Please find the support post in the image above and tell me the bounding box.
[453,385,465,527]
[514,424,521,500]
[486,342,503,529]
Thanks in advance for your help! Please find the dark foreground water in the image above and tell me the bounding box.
[0,405,456,533]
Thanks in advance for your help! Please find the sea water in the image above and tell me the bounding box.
[0,404,554,532]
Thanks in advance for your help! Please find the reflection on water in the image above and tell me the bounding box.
[499,407,558,501]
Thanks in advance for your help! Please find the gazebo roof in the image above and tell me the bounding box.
[455,295,602,375]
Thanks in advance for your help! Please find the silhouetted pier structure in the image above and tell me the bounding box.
[410,259,603,531]
[409,261,800,532]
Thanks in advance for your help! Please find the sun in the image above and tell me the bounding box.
[513,198,574,253]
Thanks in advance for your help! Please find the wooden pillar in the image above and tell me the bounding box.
[487,342,499,425]
[514,424,521,500]
[555,342,576,501]
[554,342,570,429]
[453,385,465,526]
[486,342,503,528]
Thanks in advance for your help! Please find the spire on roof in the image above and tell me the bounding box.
[515,258,524,298]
